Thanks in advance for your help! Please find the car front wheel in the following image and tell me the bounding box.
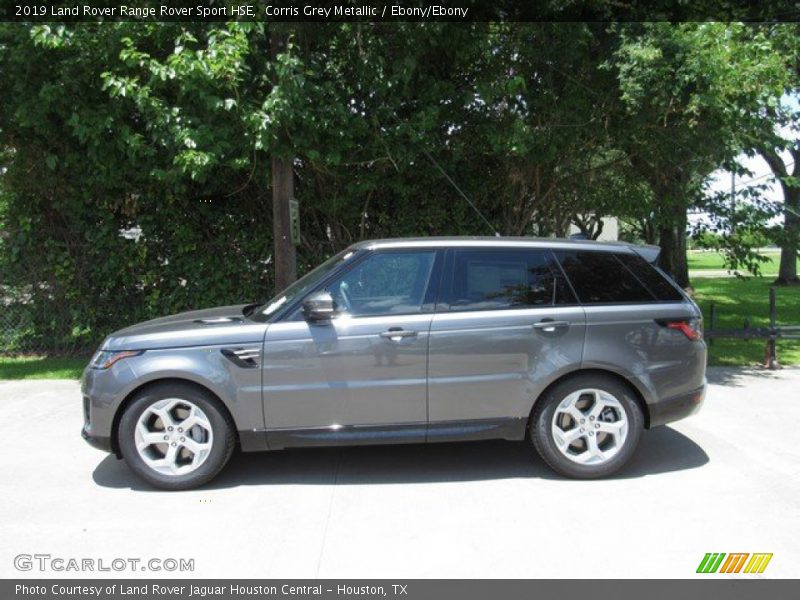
[531,374,644,479]
[118,383,236,490]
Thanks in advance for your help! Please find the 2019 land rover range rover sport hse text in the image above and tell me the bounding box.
[81,237,706,490]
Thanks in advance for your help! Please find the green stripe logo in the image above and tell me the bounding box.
[697,553,726,573]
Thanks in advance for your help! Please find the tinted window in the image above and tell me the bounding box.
[326,251,436,316]
[615,253,684,301]
[554,250,655,304]
[446,249,575,311]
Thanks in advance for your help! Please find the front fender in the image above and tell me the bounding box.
[83,344,265,447]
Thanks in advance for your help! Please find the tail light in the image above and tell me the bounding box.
[659,318,703,341]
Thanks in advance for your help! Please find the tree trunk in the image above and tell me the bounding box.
[775,183,799,285]
[270,28,297,292]
[642,218,658,245]
[658,204,690,288]
[627,155,686,274]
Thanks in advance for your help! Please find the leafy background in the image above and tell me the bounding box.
[0,22,797,354]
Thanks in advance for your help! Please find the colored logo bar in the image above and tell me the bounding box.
[696,553,773,574]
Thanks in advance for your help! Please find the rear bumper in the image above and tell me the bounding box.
[649,383,705,428]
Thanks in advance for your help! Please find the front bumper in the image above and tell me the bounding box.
[81,422,113,453]
[81,369,117,454]
[649,383,706,427]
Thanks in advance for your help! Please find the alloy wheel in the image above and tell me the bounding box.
[134,398,214,476]
[550,388,629,465]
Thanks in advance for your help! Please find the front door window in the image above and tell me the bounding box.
[326,251,437,316]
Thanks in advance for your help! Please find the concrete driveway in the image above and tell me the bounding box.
[1,367,798,579]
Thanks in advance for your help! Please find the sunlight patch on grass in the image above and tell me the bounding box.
[688,249,797,277]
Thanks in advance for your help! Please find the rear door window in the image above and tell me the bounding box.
[445,249,575,311]
[553,250,655,304]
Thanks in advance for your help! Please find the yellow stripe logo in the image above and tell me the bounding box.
[744,553,773,574]
[697,553,773,574]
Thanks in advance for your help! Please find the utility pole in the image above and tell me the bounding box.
[270,27,297,291]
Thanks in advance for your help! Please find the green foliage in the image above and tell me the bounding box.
[693,182,780,276]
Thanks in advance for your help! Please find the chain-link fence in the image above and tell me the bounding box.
[1,285,97,356]
[0,293,39,354]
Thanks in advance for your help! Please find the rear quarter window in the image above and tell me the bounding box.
[553,250,655,304]
[614,252,684,302]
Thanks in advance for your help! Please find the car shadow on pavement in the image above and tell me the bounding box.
[92,425,708,492]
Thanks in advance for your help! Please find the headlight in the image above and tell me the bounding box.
[89,350,144,370]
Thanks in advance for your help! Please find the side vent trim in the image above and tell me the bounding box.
[221,347,261,368]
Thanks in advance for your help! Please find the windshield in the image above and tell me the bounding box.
[251,248,360,321]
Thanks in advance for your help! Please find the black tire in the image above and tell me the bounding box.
[530,374,644,479]
[118,382,236,490]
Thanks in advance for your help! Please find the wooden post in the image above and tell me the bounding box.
[271,155,297,292]
[270,28,297,292]
[765,287,779,370]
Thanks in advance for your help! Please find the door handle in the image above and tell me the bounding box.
[379,328,418,340]
[532,320,570,333]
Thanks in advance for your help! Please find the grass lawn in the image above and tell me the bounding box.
[687,249,798,276]
[0,356,87,380]
[693,277,800,366]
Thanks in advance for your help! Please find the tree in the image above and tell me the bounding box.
[440,23,620,237]
[752,24,800,285]
[608,22,790,286]
[761,140,800,284]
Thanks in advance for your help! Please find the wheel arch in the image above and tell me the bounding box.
[526,368,651,435]
[110,377,239,458]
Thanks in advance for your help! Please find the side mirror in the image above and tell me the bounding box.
[302,291,337,322]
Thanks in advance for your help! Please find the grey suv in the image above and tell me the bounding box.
[82,238,706,489]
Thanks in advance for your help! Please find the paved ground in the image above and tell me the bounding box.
[1,367,799,579]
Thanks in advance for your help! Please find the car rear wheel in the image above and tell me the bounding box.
[118,383,236,490]
[531,374,643,479]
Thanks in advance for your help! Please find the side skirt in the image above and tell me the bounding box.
[239,418,528,452]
